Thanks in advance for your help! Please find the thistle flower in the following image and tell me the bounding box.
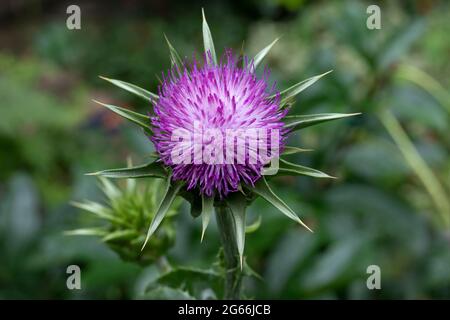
[151,52,287,198]
[89,10,360,270]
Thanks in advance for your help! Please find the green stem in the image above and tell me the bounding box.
[379,109,450,228]
[215,206,243,299]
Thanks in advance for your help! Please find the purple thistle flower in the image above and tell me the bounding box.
[91,11,358,266]
[151,51,288,197]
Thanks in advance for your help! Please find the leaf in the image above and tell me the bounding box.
[87,161,167,179]
[225,192,247,269]
[99,76,158,103]
[92,100,151,130]
[246,177,312,232]
[143,286,195,300]
[141,178,185,250]
[282,146,313,155]
[102,229,137,242]
[202,8,217,65]
[71,200,108,216]
[265,230,316,293]
[284,113,361,132]
[142,126,153,138]
[273,70,333,107]
[98,176,121,200]
[277,159,336,179]
[378,20,425,72]
[301,238,363,290]
[71,200,125,224]
[201,195,214,242]
[64,228,107,237]
[164,34,184,69]
[252,38,279,70]
[245,215,261,234]
[243,260,263,281]
[154,266,222,295]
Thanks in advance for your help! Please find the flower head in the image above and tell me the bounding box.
[91,10,358,255]
[151,51,287,197]
[68,177,179,265]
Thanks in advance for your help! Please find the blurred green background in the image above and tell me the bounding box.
[1,0,449,299]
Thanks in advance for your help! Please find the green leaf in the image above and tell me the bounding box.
[87,161,167,179]
[201,195,214,242]
[154,266,222,297]
[71,200,125,224]
[301,238,363,290]
[201,9,217,65]
[71,200,107,216]
[142,126,153,138]
[247,177,312,232]
[282,146,313,155]
[143,286,195,300]
[278,159,335,179]
[92,100,151,130]
[273,70,333,107]
[99,76,158,103]
[243,260,263,281]
[164,34,184,69]
[378,20,424,72]
[284,112,361,132]
[245,215,261,234]
[225,192,247,269]
[102,229,137,242]
[99,176,121,200]
[252,38,279,70]
[141,178,185,250]
[64,228,107,237]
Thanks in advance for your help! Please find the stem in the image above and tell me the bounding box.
[215,206,243,299]
[379,109,450,228]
